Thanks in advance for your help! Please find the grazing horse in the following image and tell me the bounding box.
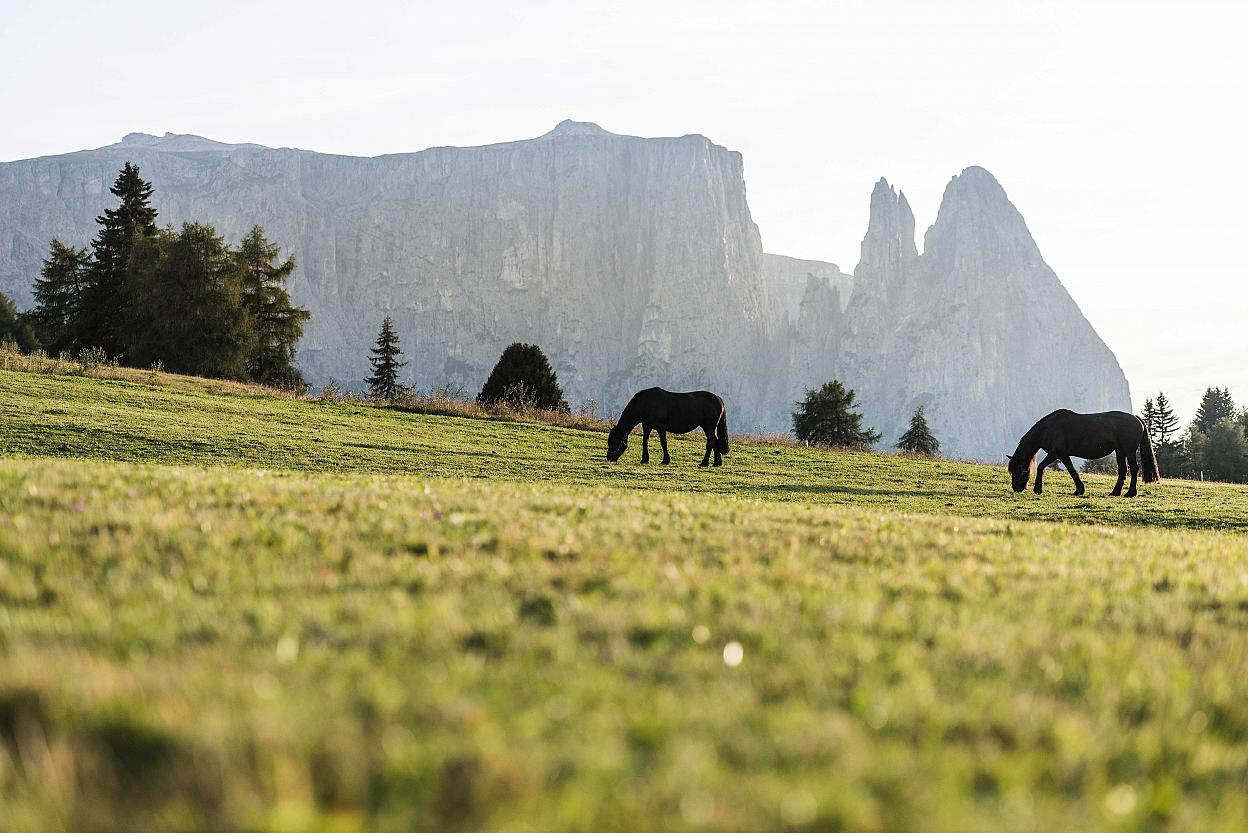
[606,388,730,467]
[1008,409,1159,497]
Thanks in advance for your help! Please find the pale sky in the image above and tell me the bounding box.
[2,0,1244,421]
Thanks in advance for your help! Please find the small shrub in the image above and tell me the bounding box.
[320,379,345,403]
[77,346,109,374]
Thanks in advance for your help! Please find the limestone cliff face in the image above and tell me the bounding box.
[0,128,1131,457]
[762,253,852,321]
[835,168,1131,457]
[0,122,783,426]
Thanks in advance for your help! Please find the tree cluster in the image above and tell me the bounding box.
[1140,388,1248,483]
[21,163,308,386]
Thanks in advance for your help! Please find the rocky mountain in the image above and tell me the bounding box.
[762,253,852,321]
[838,169,1131,457]
[0,123,1130,458]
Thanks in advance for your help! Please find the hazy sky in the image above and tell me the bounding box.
[2,0,1244,420]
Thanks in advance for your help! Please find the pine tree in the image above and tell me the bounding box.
[0,293,39,353]
[235,226,310,388]
[78,162,158,357]
[367,317,406,400]
[1189,420,1248,483]
[1140,397,1158,437]
[28,239,90,355]
[1153,392,1180,444]
[791,380,881,449]
[478,343,567,410]
[896,405,940,456]
[123,223,252,379]
[1193,387,1237,434]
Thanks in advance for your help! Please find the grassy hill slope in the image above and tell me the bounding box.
[1,369,1247,833]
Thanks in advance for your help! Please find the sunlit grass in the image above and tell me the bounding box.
[1,368,1247,832]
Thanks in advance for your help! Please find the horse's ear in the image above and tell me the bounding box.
[1006,454,1013,461]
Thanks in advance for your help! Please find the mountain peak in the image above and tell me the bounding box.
[944,165,1008,203]
[541,119,613,139]
[111,132,268,153]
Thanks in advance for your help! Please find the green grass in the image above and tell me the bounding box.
[1,368,1247,832]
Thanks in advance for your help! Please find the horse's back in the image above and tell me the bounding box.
[625,387,724,433]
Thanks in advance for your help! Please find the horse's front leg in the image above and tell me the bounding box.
[641,425,651,464]
[1034,452,1058,494]
[1125,449,1139,498]
[1062,456,1085,496]
[659,430,670,465]
[699,430,713,467]
[1110,451,1127,496]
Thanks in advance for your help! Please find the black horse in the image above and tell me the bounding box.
[606,388,730,467]
[1008,409,1159,497]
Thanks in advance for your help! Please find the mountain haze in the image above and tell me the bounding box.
[0,122,1130,458]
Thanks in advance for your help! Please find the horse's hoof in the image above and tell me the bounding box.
[1110,491,1121,497]
[713,461,722,467]
[1125,491,1137,498]
[698,462,709,468]
[661,458,670,465]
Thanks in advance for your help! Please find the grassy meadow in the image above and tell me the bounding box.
[1,367,1247,832]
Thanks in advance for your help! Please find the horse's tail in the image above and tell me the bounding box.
[1141,426,1160,483]
[716,409,730,456]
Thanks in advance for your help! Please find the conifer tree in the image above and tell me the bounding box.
[235,226,310,388]
[478,343,567,410]
[29,239,90,355]
[791,380,881,449]
[1189,420,1248,483]
[79,162,158,356]
[1140,397,1159,437]
[1153,392,1180,444]
[0,293,39,353]
[123,223,251,379]
[367,317,406,400]
[1193,387,1237,434]
[896,405,940,456]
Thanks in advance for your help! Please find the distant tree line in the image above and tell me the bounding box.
[13,163,308,386]
[1140,389,1248,483]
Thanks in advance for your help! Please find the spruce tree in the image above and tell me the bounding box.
[1193,387,1237,434]
[367,317,406,400]
[791,380,881,449]
[1153,392,1180,444]
[29,239,90,355]
[235,226,310,388]
[478,343,567,410]
[1189,420,1248,483]
[79,162,158,357]
[123,223,251,379]
[896,405,940,456]
[0,293,39,353]
[1140,398,1159,437]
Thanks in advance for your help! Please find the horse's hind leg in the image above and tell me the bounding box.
[1062,456,1085,496]
[659,430,670,465]
[1034,452,1058,494]
[641,425,651,464]
[1125,449,1140,498]
[699,429,713,467]
[1110,451,1127,496]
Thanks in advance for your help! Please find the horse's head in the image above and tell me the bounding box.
[606,425,629,461]
[1006,453,1032,492]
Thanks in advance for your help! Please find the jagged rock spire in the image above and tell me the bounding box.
[854,178,918,300]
